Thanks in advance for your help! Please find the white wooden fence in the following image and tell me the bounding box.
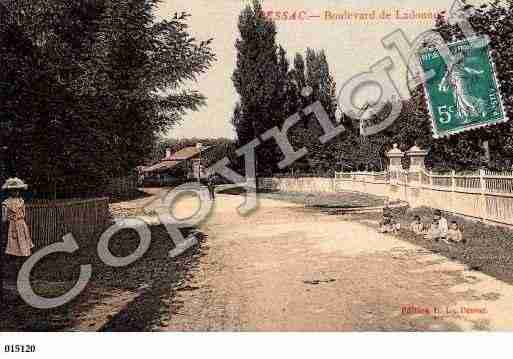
[260,169,513,226]
[335,168,513,226]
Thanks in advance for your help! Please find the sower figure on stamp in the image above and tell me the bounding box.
[1,178,33,290]
[438,56,485,121]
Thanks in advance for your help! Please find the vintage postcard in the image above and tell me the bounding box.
[1,0,513,356]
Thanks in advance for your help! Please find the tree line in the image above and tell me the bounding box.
[231,0,513,176]
[232,0,341,176]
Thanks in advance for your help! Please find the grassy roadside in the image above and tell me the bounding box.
[252,189,513,287]
[350,206,513,287]
[221,187,385,208]
[0,217,203,332]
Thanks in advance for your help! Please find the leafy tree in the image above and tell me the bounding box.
[291,53,307,99]
[232,0,283,175]
[337,1,513,173]
[288,48,341,174]
[0,0,215,196]
[231,102,252,149]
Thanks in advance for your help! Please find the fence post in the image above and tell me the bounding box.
[387,144,404,178]
[480,168,487,222]
[406,145,428,207]
[386,144,405,201]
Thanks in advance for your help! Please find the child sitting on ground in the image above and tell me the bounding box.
[425,218,441,241]
[434,210,449,243]
[447,220,465,243]
[379,202,391,233]
[410,215,424,235]
[379,213,392,233]
[379,215,401,233]
[424,210,450,243]
[390,217,401,232]
[379,202,400,234]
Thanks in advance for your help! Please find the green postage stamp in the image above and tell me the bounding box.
[419,36,508,138]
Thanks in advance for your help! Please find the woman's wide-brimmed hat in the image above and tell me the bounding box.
[2,177,28,190]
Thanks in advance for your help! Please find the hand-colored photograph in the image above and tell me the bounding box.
[1,0,513,356]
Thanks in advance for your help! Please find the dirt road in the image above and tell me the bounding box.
[165,192,513,331]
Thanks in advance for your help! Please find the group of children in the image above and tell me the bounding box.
[380,204,466,244]
[378,204,401,234]
[411,210,465,243]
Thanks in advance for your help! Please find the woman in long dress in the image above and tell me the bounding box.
[2,190,33,257]
[1,178,33,289]
[1,178,34,291]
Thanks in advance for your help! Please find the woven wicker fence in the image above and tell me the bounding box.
[26,198,111,250]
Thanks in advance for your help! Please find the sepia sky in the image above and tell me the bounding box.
[156,0,476,139]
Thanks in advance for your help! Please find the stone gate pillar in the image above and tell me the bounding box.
[386,144,404,201]
[407,145,428,184]
[387,144,404,181]
[406,145,428,207]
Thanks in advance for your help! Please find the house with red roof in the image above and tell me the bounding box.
[140,143,210,185]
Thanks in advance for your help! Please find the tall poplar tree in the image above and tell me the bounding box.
[232,0,282,175]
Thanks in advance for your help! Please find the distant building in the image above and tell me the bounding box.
[140,143,210,186]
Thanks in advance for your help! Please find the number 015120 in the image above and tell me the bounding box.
[4,345,36,353]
